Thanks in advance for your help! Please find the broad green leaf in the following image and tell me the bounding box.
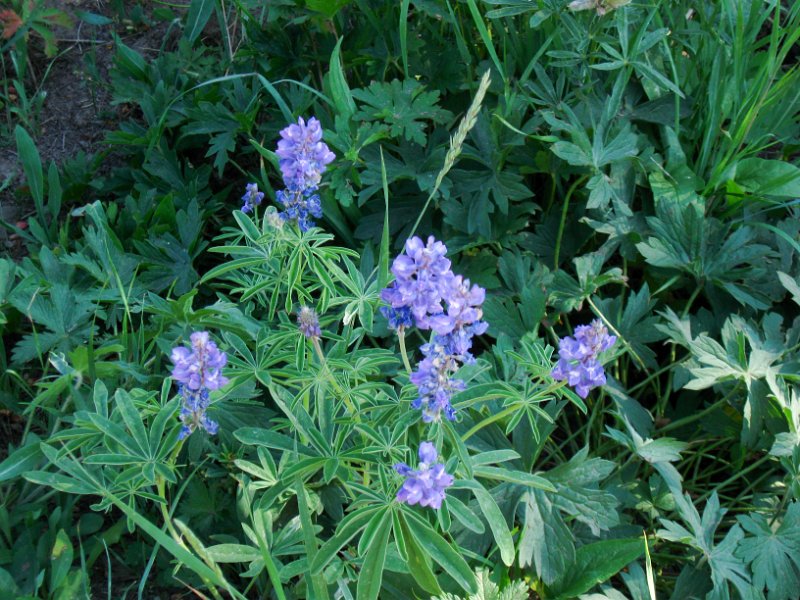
[518,489,574,585]
[328,37,355,118]
[551,538,645,599]
[735,502,800,599]
[735,158,800,198]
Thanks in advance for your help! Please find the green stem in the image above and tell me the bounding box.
[553,175,587,270]
[155,441,225,600]
[697,454,772,503]
[397,327,413,375]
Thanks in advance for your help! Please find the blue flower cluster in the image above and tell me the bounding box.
[169,331,229,439]
[393,442,454,509]
[297,306,321,340]
[551,319,616,398]
[382,236,489,509]
[240,183,264,214]
[275,116,335,232]
[381,236,488,423]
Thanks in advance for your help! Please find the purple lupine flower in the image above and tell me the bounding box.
[409,340,464,422]
[170,332,229,392]
[380,305,414,330]
[551,319,616,398]
[170,332,228,438]
[394,442,454,509]
[276,117,335,191]
[177,386,219,439]
[381,236,453,330]
[241,183,264,213]
[276,187,323,232]
[297,306,321,339]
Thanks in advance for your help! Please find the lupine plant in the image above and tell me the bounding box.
[1,0,799,598]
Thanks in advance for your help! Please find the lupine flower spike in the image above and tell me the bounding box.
[551,319,616,398]
[297,306,321,340]
[274,116,335,231]
[170,331,228,438]
[394,442,454,509]
[381,236,488,422]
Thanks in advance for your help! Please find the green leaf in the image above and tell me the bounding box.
[328,37,355,119]
[306,0,352,18]
[15,126,44,216]
[0,441,42,482]
[352,80,452,146]
[398,512,441,595]
[518,488,574,585]
[356,511,392,600]
[184,0,215,43]
[456,480,515,566]
[23,471,95,495]
[49,529,74,591]
[404,512,477,594]
[311,507,381,574]
[735,158,800,198]
[736,502,800,599]
[550,538,645,599]
[206,544,262,563]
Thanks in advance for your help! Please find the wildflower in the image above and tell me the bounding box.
[170,332,228,438]
[381,236,454,330]
[276,187,323,232]
[240,183,264,213]
[379,305,414,331]
[297,306,321,340]
[380,236,489,421]
[409,340,464,422]
[276,116,335,191]
[394,442,454,509]
[551,319,616,398]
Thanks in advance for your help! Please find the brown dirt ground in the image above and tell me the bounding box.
[0,0,173,250]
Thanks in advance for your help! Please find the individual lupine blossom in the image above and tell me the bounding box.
[273,116,335,231]
[276,187,323,233]
[240,182,264,213]
[379,305,414,330]
[394,442,454,509]
[551,319,617,399]
[297,306,321,340]
[169,331,229,439]
[380,236,453,330]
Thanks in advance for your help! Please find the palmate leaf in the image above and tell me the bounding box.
[658,492,753,599]
[519,449,620,585]
[735,502,800,600]
[352,79,453,146]
[636,201,774,310]
[593,284,664,370]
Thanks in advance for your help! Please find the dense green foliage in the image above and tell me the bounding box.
[1,0,800,598]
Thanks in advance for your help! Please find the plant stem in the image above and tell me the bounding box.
[397,327,413,375]
[553,175,587,270]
